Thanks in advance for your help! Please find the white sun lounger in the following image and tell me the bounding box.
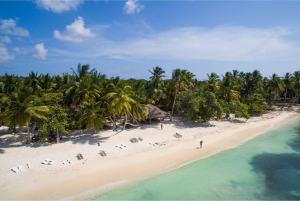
[62,160,68,165]
[18,165,25,172]
[11,167,20,173]
[121,143,127,148]
[48,161,54,165]
[67,159,72,164]
[27,162,33,169]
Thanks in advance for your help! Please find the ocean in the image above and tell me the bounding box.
[90,117,300,200]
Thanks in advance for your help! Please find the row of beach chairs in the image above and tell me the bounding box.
[130,137,143,143]
[11,162,33,173]
[41,158,55,165]
[62,159,73,165]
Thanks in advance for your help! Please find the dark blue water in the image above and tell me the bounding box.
[90,117,300,200]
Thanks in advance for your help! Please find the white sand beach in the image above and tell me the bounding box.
[0,108,299,200]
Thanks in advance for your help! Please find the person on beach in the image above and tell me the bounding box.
[200,141,203,148]
[161,124,163,130]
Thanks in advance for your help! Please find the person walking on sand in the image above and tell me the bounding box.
[200,140,203,148]
[161,123,163,130]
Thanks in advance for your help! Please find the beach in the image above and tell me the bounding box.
[0,108,299,200]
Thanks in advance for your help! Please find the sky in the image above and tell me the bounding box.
[0,0,300,80]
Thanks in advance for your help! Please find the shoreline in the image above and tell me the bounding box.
[0,110,299,200]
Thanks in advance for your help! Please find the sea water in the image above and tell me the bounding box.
[91,117,300,200]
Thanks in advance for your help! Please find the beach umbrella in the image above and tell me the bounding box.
[145,104,167,124]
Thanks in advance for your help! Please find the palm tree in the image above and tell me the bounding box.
[65,77,100,105]
[39,73,54,94]
[148,66,166,80]
[282,72,293,103]
[170,69,195,119]
[219,74,240,102]
[292,71,300,104]
[147,66,166,105]
[1,87,48,142]
[80,99,105,134]
[205,72,220,93]
[268,74,284,103]
[26,72,42,92]
[106,81,136,130]
[71,64,96,81]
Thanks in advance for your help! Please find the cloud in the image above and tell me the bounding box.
[32,43,48,60]
[96,26,299,62]
[0,36,11,44]
[35,0,84,13]
[0,19,29,37]
[0,44,14,63]
[54,16,95,43]
[124,0,144,14]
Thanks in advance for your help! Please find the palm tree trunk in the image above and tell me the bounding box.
[27,123,30,144]
[284,87,287,103]
[123,108,127,130]
[108,117,116,131]
[171,93,177,121]
[93,127,96,134]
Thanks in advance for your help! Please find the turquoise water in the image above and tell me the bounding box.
[91,118,300,200]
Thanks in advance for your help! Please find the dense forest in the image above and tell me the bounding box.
[0,64,299,142]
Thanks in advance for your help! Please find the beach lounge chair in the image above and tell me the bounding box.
[121,143,127,148]
[11,167,20,173]
[174,133,182,138]
[77,153,84,160]
[62,160,68,165]
[67,159,72,164]
[18,165,25,172]
[27,162,33,169]
[100,150,106,156]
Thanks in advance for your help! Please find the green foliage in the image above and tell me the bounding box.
[175,88,222,121]
[244,93,269,116]
[219,100,249,119]
[38,105,69,139]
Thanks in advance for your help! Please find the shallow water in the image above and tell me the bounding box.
[91,118,300,200]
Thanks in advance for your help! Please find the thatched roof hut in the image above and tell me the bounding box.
[145,104,167,123]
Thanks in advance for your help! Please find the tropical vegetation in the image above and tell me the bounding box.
[0,64,299,142]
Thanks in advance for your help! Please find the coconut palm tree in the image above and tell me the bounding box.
[205,72,220,93]
[106,81,136,130]
[79,99,105,134]
[1,86,48,142]
[65,77,100,105]
[282,72,293,103]
[292,71,300,104]
[71,64,96,81]
[147,66,166,105]
[268,74,284,103]
[170,69,195,119]
[219,74,240,102]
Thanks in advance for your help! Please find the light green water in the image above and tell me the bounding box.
[90,118,300,200]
